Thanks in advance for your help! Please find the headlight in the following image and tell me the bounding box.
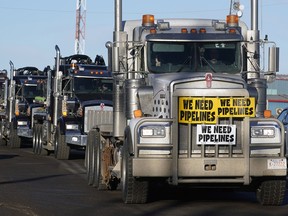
[251,127,275,138]
[66,124,79,130]
[18,121,28,126]
[141,126,166,137]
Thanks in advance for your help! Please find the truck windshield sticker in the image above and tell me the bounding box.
[196,125,236,145]
[178,97,255,124]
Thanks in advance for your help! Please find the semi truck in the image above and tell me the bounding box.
[0,69,8,146]
[32,47,113,159]
[0,62,47,148]
[85,0,287,205]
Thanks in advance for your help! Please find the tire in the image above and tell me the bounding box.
[86,129,96,186]
[122,129,149,204]
[54,125,70,160]
[32,124,39,154]
[256,179,287,206]
[87,129,106,190]
[0,122,7,146]
[7,122,21,148]
[0,137,6,146]
[37,125,48,156]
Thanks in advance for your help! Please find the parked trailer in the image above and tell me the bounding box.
[85,0,287,205]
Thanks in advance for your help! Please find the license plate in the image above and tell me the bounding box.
[267,158,287,170]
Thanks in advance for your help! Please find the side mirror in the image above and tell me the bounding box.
[105,41,113,72]
[282,118,288,125]
[268,46,279,73]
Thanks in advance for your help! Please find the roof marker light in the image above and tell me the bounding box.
[181,28,188,33]
[199,28,206,33]
[190,28,197,33]
[150,28,157,34]
[229,28,237,34]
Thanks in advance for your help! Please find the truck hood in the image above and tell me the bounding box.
[148,72,247,93]
[75,93,113,107]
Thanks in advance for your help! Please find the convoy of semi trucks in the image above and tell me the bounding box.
[0,0,287,206]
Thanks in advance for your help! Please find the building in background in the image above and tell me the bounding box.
[267,74,288,116]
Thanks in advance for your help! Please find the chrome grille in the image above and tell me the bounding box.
[84,110,113,133]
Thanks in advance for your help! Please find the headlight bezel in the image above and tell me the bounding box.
[66,124,79,130]
[250,126,275,138]
[17,121,28,126]
[140,126,166,138]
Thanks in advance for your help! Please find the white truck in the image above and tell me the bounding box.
[86,0,287,205]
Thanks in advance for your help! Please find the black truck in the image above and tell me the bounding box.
[0,63,47,148]
[32,46,113,159]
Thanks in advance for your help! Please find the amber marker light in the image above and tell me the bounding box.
[190,28,197,33]
[229,28,237,34]
[134,109,143,118]
[142,14,155,27]
[150,28,157,34]
[264,110,272,118]
[199,28,206,33]
[181,28,188,33]
[226,15,239,27]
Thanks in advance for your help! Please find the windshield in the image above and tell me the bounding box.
[22,84,46,98]
[74,77,113,94]
[147,41,241,73]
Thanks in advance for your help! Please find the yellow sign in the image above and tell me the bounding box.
[178,97,255,124]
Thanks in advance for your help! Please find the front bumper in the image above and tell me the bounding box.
[132,157,287,184]
[17,127,32,138]
[65,133,87,146]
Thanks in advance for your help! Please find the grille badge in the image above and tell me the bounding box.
[205,73,212,88]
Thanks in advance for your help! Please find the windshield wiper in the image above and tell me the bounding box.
[177,56,193,72]
[200,56,216,73]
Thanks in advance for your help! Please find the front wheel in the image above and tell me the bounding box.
[256,178,286,206]
[7,122,21,148]
[0,122,7,146]
[54,126,70,160]
[122,128,149,204]
[87,129,107,190]
[33,124,39,154]
[36,124,48,156]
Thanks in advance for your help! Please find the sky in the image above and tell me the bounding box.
[0,0,287,74]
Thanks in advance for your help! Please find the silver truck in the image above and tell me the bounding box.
[85,0,287,205]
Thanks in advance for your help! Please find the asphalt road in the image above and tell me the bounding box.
[0,143,288,216]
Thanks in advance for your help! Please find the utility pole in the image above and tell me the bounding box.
[75,0,86,54]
